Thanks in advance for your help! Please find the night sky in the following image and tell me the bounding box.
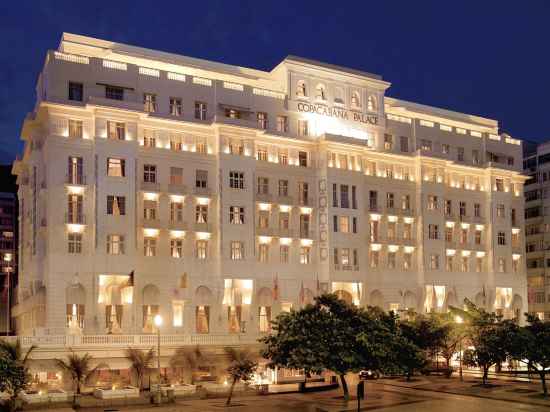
[0,1,549,164]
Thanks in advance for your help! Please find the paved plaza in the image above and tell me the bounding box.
[31,376,550,412]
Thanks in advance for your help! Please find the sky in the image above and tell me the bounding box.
[0,0,549,164]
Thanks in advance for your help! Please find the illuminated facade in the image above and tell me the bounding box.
[523,142,550,319]
[12,33,527,367]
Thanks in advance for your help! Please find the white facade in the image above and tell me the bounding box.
[13,33,527,349]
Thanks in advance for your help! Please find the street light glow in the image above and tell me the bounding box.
[455,315,463,324]
[154,314,163,327]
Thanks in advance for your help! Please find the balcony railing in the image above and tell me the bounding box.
[66,175,86,185]
[65,213,86,224]
[193,186,212,197]
[167,183,187,195]
[140,181,161,192]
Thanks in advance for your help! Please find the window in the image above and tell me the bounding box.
[459,201,466,217]
[495,178,504,192]
[369,220,379,242]
[67,194,83,223]
[497,204,505,218]
[445,227,453,242]
[300,247,311,264]
[497,231,506,245]
[196,170,208,188]
[476,257,483,272]
[107,158,125,177]
[341,248,350,266]
[196,305,209,333]
[351,91,361,107]
[386,192,395,209]
[298,151,308,167]
[367,95,377,111]
[332,184,338,207]
[475,230,482,245]
[143,200,157,220]
[169,97,182,116]
[68,156,83,184]
[196,205,208,223]
[228,138,244,155]
[402,195,410,210]
[461,256,469,272]
[384,134,393,150]
[143,93,156,113]
[387,222,396,240]
[474,203,481,217]
[442,144,450,154]
[340,185,349,208]
[315,83,326,100]
[352,186,357,209]
[369,191,378,211]
[370,250,379,268]
[404,253,412,270]
[339,216,350,233]
[143,164,157,183]
[105,85,123,100]
[457,147,465,162]
[196,240,207,259]
[171,201,183,222]
[298,120,308,136]
[229,206,245,224]
[278,149,288,165]
[230,171,245,189]
[279,180,289,197]
[472,150,480,165]
[107,196,126,216]
[421,139,432,151]
[259,306,271,333]
[400,136,409,152]
[460,229,468,244]
[230,241,244,260]
[68,233,82,254]
[257,112,268,129]
[428,224,439,240]
[144,237,156,257]
[225,108,240,119]
[446,256,454,271]
[296,80,307,97]
[444,200,452,216]
[257,146,268,161]
[173,301,184,327]
[276,116,288,133]
[299,182,309,205]
[107,121,125,140]
[280,245,289,263]
[339,154,348,170]
[430,254,440,270]
[68,120,83,138]
[169,167,183,185]
[498,257,506,273]
[68,82,83,101]
[427,195,438,210]
[107,234,124,255]
[144,129,156,148]
[195,101,207,120]
[259,244,269,262]
[300,214,310,238]
[279,212,290,230]
[257,177,269,194]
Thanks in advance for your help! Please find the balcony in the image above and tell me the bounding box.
[167,183,187,195]
[277,228,296,238]
[88,95,143,112]
[141,217,161,229]
[255,192,272,203]
[193,222,212,233]
[168,221,188,231]
[140,181,161,192]
[194,186,212,197]
[257,227,276,237]
[66,175,86,186]
[277,195,294,205]
[65,214,86,224]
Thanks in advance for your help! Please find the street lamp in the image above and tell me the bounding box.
[154,314,162,404]
[455,315,463,382]
[3,253,12,336]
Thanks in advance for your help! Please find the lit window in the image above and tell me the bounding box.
[143,93,157,113]
[296,80,307,97]
[316,84,327,100]
[107,234,125,255]
[107,158,125,177]
[196,240,207,260]
[257,112,268,129]
[229,206,245,224]
[259,306,271,332]
[194,101,207,120]
[107,121,125,140]
[68,120,83,138]
[259,244,269,262]
[169,97,183,116]
[276,116,288,133]
[280,245,289,263]
[143,129,156,148]
[171,239,183,258]
[231,241,245,260]
[300,247,311,264]
[229,171,245,189]
[298,120,308,137]
[68,233,82,254]
[367,95,377,111]
[144,237,156,257]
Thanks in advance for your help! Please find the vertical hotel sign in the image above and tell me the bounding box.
[296,102,378,125]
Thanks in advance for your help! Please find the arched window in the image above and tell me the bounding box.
[296,80,307,97]
[351,91,361,108]
[367,95,377,111]
[316,84,327,101]
[334,87,344,104]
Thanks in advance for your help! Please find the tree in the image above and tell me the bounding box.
[0,338,36,365]
[55,351,104,407]
[224,347,257,406]
[455,299,508,386]
[433,313,465,377]
[170,345,214,384]
[124,347,154,391]
[0,356,28,411]
[260,301,331,389]
[507,314,550,397]
[389,334,426,381]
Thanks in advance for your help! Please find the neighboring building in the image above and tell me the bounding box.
[0,192,17,335]
[12,33,527,376]
[523,141,550,320]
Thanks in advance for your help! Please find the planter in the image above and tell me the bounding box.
[20,389,69,404]
[93,386,139,399]
[151,383,196,396]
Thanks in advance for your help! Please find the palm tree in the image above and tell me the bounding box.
[0,338,36,365]
[124,347,154,391]
[170,345,213,384]
[55,350,104,407]
[224,347,257,406]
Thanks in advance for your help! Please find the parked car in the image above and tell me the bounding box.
[359,370,380,380]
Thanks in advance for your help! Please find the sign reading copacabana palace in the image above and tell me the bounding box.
[296,102,378,125]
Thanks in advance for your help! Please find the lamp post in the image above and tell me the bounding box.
[455,315,463,382]
[3,253,12,336]
[154,314,162,404]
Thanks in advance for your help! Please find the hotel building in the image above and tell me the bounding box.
[12,33,526,375]
[523,141,550,319]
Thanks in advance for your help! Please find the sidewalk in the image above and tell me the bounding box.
[376,375,550,408]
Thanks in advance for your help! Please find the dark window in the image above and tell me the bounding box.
[105,85,124,100]
[68,82,83,101]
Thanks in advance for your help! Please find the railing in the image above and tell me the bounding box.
[66,175,86,185]
[193,186,212,197]
[6,334,261,348]
[167,183,187,195]
[65,213,86,224]
[140,181,161,192]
